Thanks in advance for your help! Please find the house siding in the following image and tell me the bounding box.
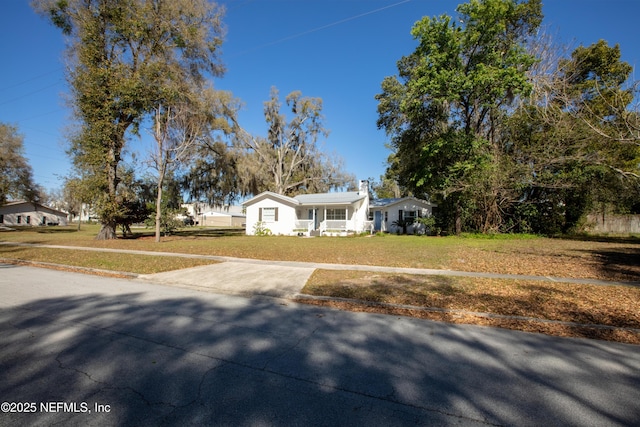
[371,199,435,234]
[351,197,370,233]
[0,202,68,226]
[245,198,297,235]
[243,190,433,236]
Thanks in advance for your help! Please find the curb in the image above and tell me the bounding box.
[293,293,640,335]
[0,258,139,279]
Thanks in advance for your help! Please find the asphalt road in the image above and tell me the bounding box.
[1,264,639,426]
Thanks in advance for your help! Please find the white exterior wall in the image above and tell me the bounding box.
[351,196,370,232]
[199,213,245,227]
[375,199,434,234]
[0,203,68,226]
[245,198,297,235]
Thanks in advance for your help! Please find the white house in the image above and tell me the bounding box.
[243,181,437,236]
[0,200,68,227]
[369,197,437,234]
[244,181,371,236]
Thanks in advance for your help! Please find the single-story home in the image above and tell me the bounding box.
[197,211,246,227]
[244,181,436,236]
[369,197,437,234]
[180,203,246,227]
[0,200,68,227]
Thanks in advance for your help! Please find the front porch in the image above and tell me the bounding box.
[294,206,373,236]
[294,219,373,236]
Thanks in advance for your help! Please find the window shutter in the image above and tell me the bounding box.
[258,208,262,222]
[274,207,279,221]
[399,209,403,220]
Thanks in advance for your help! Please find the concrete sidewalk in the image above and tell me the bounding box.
[2,242,639,295]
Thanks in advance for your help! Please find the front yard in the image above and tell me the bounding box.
[1,225,639,344]
[2,225,638,281]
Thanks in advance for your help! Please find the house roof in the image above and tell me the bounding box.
[202,211,246,218]
[243,191,299,207]
[3,200,30,207]
[1,200,68,216]
[244,191,367,207]
[369,197,436,208]
[294,192,366,205]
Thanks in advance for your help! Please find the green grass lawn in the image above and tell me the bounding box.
[0,245,218,274]
[1,224,638,281]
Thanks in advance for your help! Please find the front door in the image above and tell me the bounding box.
[308,209,319,230]
[374,211,382,231]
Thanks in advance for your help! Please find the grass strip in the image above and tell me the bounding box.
[301,269,640,345]
[0,246,217,275]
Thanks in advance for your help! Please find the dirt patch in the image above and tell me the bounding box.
[447,243,640,282]
[296,297,640,345]
[300,270,640,345]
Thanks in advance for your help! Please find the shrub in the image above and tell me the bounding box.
[252,221,272,236]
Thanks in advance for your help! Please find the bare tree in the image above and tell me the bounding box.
[149,101,205,242]
[234,87,355,196]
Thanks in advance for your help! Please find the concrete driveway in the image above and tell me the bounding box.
[138,261,316,298]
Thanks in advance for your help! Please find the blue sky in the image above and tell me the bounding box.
[2,0,639,196]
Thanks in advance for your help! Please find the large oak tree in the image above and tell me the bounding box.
[33,0,226,239]
[377,0,543,233]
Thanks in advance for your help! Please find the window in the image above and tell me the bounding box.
[260,207,278,222]
[404,210,417,220]
[368,211,374,221]
[400,210,418,221]
[326,208,346,220]
[17,215,22,224]
[26,216,31,225]
[0,214,3,224]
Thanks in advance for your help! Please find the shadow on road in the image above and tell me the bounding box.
[1,288,639,425]
[586,246,640,282]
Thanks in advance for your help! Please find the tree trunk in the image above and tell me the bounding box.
[155,185,163,243]
[95,145,122,240]
[96,222,117,240]
[455,202,462,235]
[155,166,165,243]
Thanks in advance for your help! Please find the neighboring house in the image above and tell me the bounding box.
[244,181,371,236]
[197,211,246,227]
[181,203,246,227]
[244,181,437,236]
[0,200,68,227]
[369,197,437,234]
[77,203,97,223]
